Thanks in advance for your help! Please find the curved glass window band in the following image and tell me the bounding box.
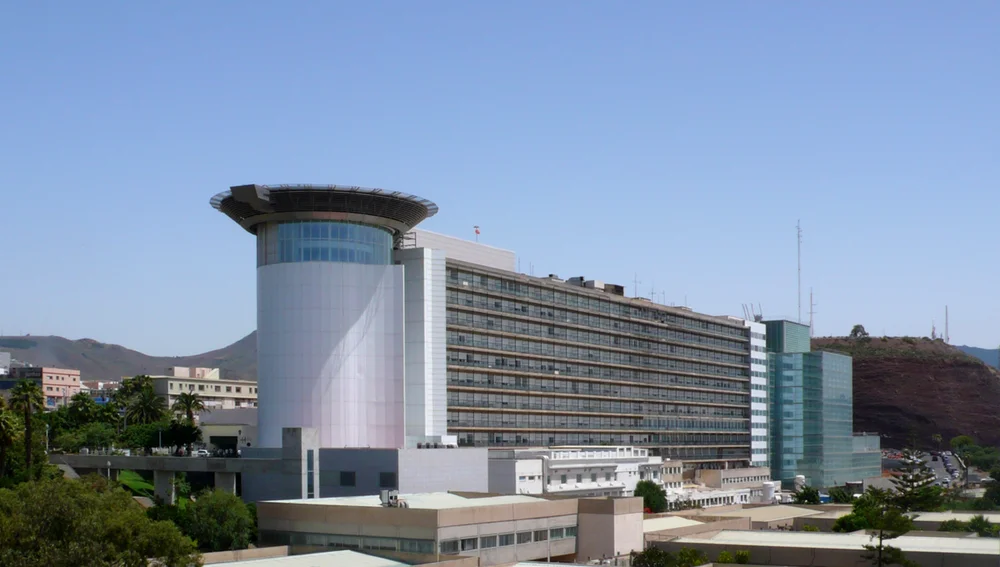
[258,221,393,266]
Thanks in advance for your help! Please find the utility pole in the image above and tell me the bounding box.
[797,220,803,324]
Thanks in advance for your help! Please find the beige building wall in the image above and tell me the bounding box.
[151,372,257,413]
[576,497,644,563]
[697,467,771,490]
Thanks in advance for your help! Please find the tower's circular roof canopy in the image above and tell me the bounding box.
[210,184,438,235]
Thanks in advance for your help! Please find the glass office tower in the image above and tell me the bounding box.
[765,320,880,488]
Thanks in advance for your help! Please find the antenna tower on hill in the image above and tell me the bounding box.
[945,305,949,344]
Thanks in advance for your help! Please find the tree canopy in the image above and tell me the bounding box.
[634,480,667,513]
[630,546,711,567]
[832,488,915,566]
[0,476,199,567]
[793,485,821,505]
[147,489,256,552]
[890,449,943,512]
[171,392,208,424]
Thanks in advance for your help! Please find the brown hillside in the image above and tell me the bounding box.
[0,333,257,382]
[813,336,1000,448]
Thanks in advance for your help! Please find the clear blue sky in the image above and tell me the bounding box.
[1,2,997,355]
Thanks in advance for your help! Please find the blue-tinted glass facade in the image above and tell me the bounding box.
[764,320,811,354]
[257,221,393,266]
[768,350,875,488]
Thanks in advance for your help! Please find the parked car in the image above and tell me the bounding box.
[194,449,210,457]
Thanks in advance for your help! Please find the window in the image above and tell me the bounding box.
[576,474,582,483]
[261,221,394,266]
[518,476,526,481]
[591,473,597,482]
[169,384,174,390]
[560,474,567,484]
[215,385,221,392]
[379,472,397,489]
[498,534,515,547]
[480,535,497,549]
[460,537,477,551]
[565,526,578,537]
[198,385,205,391]
[306,450,315,498]
[440,540,459,554]
[516,532,532,544]
[550,527,565,539]
[533,530,548,542]
[226,386,232,392]
[606,472,612,481]
[340,471,356,487]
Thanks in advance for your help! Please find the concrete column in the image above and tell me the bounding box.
[154,470,175,505]
[215,472,237,494]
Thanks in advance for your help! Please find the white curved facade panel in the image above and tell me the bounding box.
[257,262,405,449]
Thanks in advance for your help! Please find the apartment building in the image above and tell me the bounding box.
[4,366,81,409]
[150,367,257,412]
[444,260,753,468]
[487,446,671,497]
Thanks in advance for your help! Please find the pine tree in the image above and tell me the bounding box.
[890,449,942,512]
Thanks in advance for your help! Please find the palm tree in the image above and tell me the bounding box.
[9,380,44,477]
[111,374,153,408]
[171,392,208,424]
[68,392,99,427]
[932,433,943,452]
[0,409,19,478]
[126,387,167,425]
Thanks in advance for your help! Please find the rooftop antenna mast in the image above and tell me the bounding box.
[809,288,817,337]
[633,273,641,298]
[797,220,803,324]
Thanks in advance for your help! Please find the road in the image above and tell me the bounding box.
[921,453,956,488]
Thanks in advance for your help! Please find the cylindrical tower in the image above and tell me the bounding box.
[211,184,438,448]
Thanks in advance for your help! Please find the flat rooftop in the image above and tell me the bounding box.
[711,505,823,522]
[911,511,1000,523]
[673,530,1000,555]
[265,492,545,510]
[215,550,408,567]
[643,516,704,532]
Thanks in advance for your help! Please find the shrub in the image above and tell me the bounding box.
[717,550,734,563]
[801,524,821,532]
[735,550,751,564]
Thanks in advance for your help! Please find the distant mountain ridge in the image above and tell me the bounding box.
[0,333,257,381]
[957,345,1000,368]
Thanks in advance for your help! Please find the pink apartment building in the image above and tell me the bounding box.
[9,367,81,409]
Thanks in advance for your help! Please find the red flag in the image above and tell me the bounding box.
[474,226,480,235]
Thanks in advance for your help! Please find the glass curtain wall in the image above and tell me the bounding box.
[257,221,393,266]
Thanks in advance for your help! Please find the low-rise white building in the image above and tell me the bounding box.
[667,466,775,509]
[488,447,775,510]
[488,446,668,497]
